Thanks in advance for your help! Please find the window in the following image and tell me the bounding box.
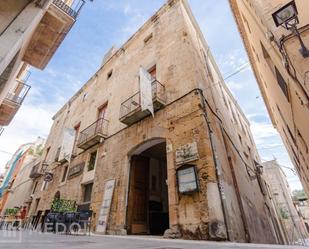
[148,65,156,79]
[144,33,153,45]
[275,67,289,101]
[251,45,260,62]
[73,122,81,152]
[238,134,243,145]
[87,151,97,171]
[61,165,68,183]
[237,113,245,133]
[230,102,238,125]
[261,41,276,74]
[98,103,108,120]
[41,181,48,191]
[83,183,93,203]
[82,92,88,102]
[203,51,214,82]
[44,147,50,162]
[32,181,38,194]
[54,147,61,162]
[242,13,251,33]
[107,70,113,80]
[297,129,308,153]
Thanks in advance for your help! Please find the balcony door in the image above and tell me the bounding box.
[96,103,107,133]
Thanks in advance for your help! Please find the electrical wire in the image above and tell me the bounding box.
[223,62,251,80]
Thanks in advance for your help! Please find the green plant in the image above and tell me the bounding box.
[279,207,289,219]
[4,207,20,216]
[51,198,76,213]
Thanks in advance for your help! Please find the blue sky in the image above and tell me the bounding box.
[0,0,302,190]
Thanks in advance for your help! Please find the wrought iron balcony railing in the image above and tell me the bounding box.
[77,118,109,150]
[52,0,85,19]
[119,80,166,125]
[5,82,31,105]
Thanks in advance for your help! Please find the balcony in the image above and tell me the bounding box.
[29,163,43,179]
[119,80,166,126]
[0,81,31,126]
[77,118,109,150]
[22,0,85,69]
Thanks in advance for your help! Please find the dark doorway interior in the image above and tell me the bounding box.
[128,142,169,235]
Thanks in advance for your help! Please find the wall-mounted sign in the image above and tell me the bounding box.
[44,172,53,182]
[67,162,85,179]
[96,179,115,234]
[177,165,198,194]
[175,142,199,165]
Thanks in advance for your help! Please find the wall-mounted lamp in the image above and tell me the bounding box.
[272,0,309,58]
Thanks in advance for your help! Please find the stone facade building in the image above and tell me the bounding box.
[27,0,282,243]
[293,195,309,234]
[0,0,84,130]
[229,0,309,195]
[263,160,308,245]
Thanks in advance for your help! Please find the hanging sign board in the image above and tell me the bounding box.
[59,128,76,162]
[177,165,199,194]
[175,142,199,165]
[96,179,116,234]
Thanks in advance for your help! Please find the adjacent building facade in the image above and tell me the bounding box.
[229,0,309,195]
[0,137,45,214]
[293,194,309,234]
[263,160,308,245]
[0,0,85,129]
[23,0,284,243]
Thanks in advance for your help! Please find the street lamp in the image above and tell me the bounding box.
[272,0,309,58]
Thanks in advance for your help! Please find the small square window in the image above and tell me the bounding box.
[144,33,153,44]
[107,70,113,80]
[82,92,88,102]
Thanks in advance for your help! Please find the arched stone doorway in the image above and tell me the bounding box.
[126,138,169,235]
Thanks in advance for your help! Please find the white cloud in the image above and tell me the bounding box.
[249,120,278,146]
[0,98,61,174]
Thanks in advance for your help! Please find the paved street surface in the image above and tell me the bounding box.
[0,231,307,249]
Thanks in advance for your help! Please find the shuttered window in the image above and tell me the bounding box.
[275,67,289,101]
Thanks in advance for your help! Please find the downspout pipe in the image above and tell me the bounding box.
[197,89,231,241]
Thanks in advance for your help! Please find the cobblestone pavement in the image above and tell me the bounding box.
[0,231,307,249]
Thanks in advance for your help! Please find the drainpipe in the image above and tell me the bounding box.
[221,133,251,243]
[197,89,231,241]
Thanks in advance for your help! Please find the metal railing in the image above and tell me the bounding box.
[5,82,31,105]
[0,126,3,136]
[78,118,109,145]
[120,80,165,119]
[52,0,85,19]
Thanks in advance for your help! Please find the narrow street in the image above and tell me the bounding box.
[0,231,306,249]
